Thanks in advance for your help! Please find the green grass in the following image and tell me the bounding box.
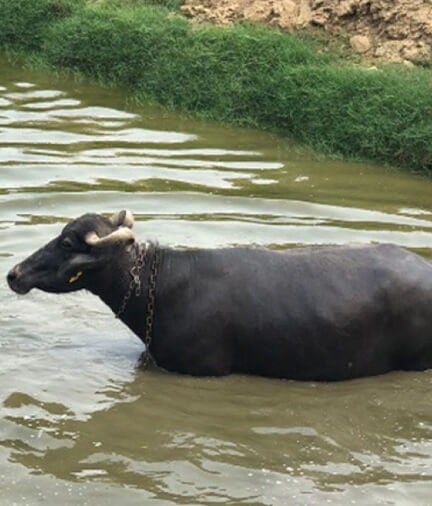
[1,0,432,174]
[0,0,84,50]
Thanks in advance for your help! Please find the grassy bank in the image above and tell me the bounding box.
[1,0,432,174]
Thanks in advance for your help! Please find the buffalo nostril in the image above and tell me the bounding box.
[7,268,18,285]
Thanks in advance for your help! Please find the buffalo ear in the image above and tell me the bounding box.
[58,253,103,279]
[110,209,134,229]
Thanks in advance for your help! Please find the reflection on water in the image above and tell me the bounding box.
[0,56,432,505]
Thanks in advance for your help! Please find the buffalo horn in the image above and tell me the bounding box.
[85,227,135,248]
[110,209,134,229]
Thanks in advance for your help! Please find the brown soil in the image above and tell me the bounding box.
[181,0,432,65]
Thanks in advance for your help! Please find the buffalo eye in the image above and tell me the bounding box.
[60,237,74,251]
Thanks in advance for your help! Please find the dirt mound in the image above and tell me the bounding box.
[181,0,432,64]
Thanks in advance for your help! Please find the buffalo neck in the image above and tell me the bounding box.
[89,244,197,365]
[92,242,160,341]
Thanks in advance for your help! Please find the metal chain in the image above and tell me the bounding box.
[115,242,159,370]
[116,243,147,318]
[141,250,159,369]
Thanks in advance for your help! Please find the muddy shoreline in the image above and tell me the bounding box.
[181,0,432,66]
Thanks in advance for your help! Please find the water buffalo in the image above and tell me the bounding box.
[6,210,432,381]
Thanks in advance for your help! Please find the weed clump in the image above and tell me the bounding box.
[0,0,83,51]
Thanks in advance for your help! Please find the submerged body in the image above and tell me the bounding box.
[149,244,432,380]
[7,211,432,381]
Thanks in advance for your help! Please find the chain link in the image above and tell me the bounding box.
[141,251,159,369]
[116,243,147,318]
[115,242,159,370]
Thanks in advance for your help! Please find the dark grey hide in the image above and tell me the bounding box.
[7,211,432,381]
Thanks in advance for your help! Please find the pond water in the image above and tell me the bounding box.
[1,56,432,505]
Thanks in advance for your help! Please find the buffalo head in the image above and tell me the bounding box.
[7,210,136,295]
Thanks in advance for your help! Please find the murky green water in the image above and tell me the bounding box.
[1,56,432,505]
